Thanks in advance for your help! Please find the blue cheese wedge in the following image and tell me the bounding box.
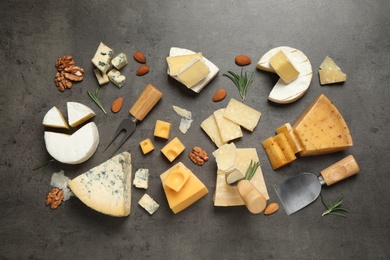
[92,42,113,74]
[111,53,128,70]
[138,194,159,215]
[68,151,132,217]
[107,69,126,88]
[133,168,149,189]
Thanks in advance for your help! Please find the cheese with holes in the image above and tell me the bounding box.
[214,108,243,143]
[161,137,185,162]
[257,46,312,104]
[319,56,347,85]
[154,120,171,139]
[139,138,154,154]
[166,53,203,76]
[44,122,99,164]
[138,194,159,215]
[269,50,300,84]
[223,98,261,132]
[200,115,225,148]
[67,102,96,127]
[68,151,132,217]
[214,148,269,206]
[92,42,113,74]
[292,94,353,156]
[42,106,69,129]
[163,163,191,192]
[160,162,208,214]
[133,168,149,189]
[177,57,210,88]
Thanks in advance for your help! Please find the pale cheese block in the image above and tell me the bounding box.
[133,168,149,189]
[111,53,127,70]
[168,47,219,93]
[292,94,353,156]
[67,102,96,128]
[223,98,261,132]
[257,46,312,104]
[213,108,243,143]
[167,53,203,76]
[42,106,69,129]
[138,194,159,215]
[68,151,132,217]
[214,148,269,207]
[177,57,210,88]
[92,42,113,74]
[44,122,99,164]
[93,68,109,85]
[200,114,226,148]
[212,143,236,172]
[319,56,347,85]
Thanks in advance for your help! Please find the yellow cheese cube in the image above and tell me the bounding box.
[160,162,208,214]
[276,123,303,154]
[163,163,191,192]
[154,120,171,139]
[293,94,353,156]
[166,53,202,76]
[139,138,154,154]
[177,57,210,88]
[274,133,297,163]
[269,50,300,84]
[262,136,289,170]
[161,137,185,162]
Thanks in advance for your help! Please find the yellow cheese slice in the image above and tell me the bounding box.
[276,123,303,154]
[269,50,300,84]
[293,94,353,156]
[166,53,202,76]
[214,148,269,207]
[319,56,347,85]
[222,98,261,132]
[200,114,226,148]
[213,108,243,143]
[177,57,210,88]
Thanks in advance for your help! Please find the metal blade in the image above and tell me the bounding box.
[103,118,136,155]
[274,172,322,215]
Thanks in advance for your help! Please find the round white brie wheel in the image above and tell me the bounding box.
[44,122,99,164]
[257,46,312,104]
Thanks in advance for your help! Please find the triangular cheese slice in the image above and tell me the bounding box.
[67,102,96,127]
[42,106,69,129]
[68,151,132,217]
[292,94,353,156]
[319,56,347,85]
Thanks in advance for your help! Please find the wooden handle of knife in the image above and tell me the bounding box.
[237,180,267,214]
[320,155,360,186]
[130,84,163,121]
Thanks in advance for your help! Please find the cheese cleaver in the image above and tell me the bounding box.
[275,155,360,215]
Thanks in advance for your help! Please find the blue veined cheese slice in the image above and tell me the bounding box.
[68,151,132,217]
[138,194,159,215]
[93,68,109,85]
[92,42,113,74]
[107,69,126,88]
[133,168,149,189]
[111,53,128,70]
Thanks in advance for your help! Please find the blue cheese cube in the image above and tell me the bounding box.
[92,42,113,73]
[93,68,109,85]
[133,168,149,189]
[107,69,126,88]
[138,194,159,215]
[112,53,128,70]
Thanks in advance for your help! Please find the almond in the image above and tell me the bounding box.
[111,97,123,113]
[136,65,150,76]
[212,89,227,102]
[134,51,146,64]
[235,54,251,66]
[264,202,279,215]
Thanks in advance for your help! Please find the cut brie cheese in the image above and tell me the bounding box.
[67,102,96,128]
[42,106,69,129]
[167,53,203,76]
[68,151,132,217]
[167,47,219,93]
[44,122,99,164]
[257,46,312,104]
[177,57,210,88]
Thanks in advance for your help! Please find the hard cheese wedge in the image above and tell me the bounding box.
[257,46,312,104]
[167,47,219,93]
[292,94,353,156]
[67,102,96,128]
[160,162,208,214]
[214,148,269,206]
[319,56,347,85]
[68,151,132,217]
[42,106,69,129]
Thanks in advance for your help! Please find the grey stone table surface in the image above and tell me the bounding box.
[1,1,389,259]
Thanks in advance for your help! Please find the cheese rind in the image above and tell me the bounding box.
[42,106,69,129]
[67,102,96,128]
[292,94,353,156]
[68,151,132,217]
[223,98,261,132]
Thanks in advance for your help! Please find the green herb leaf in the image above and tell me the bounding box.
[244,160,260,181]
[223,69,254,102]
[321,193,349,218]
[33,159,55,171]
[88,86,107,114]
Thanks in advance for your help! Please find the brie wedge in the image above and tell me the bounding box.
[42,106,69,129]
[67,102,96,127]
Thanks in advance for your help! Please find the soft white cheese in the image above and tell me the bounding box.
[42,106,69,129]
[67,102,96,128]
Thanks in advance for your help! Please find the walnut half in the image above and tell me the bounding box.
[54,56,84,92]
[189,146,209,166]
[45,188,64,209]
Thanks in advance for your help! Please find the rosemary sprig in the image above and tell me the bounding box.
[33,159,55,171]
[223,69,254,102]
[88,86,107,114]
[244,160,260,181]
[320,193,349,218]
